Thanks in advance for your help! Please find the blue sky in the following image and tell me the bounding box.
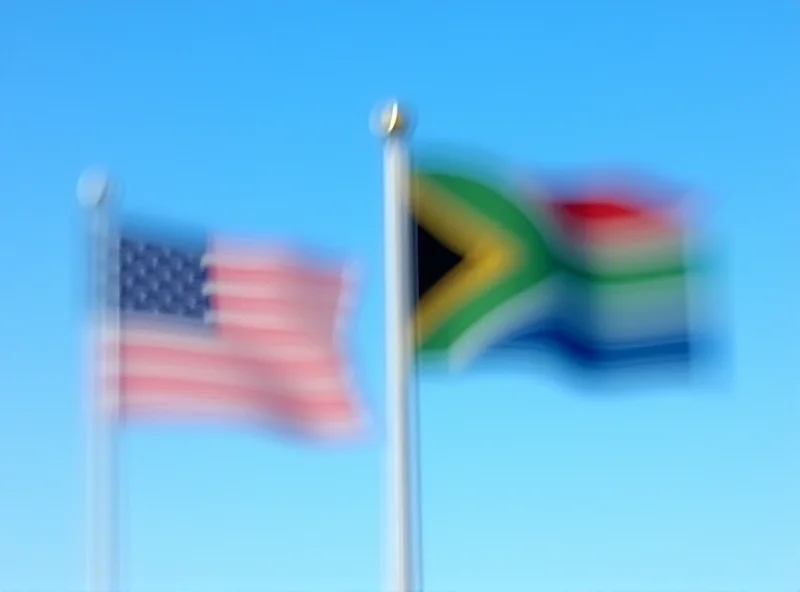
[1,1,799,591]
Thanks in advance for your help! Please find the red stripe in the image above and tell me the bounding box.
[557,200,651,221]
[214,325,337,343]
[548,200,681,244]
[211,262,345,290]
[121,398,360,438]
[119,376,354,412]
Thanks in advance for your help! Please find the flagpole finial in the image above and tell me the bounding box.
[372,100,411,138]
[77,167,111,208]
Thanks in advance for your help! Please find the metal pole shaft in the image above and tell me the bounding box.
[380,104,415,592]
[81,171,119,592]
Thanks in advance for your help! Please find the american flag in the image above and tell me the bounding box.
[100,230,363,438]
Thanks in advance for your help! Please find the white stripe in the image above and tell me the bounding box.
[559,240,684,272]
[554,307,689,344]
[201,251,294,268]
[205,311,337,332]
[448,277,560,369]
[110,325,336,360]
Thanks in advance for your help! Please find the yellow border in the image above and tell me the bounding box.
[412,175,523,344]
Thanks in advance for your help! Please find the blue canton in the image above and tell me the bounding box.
[117,235,212,322]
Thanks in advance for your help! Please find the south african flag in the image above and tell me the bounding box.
[411,152,705,370]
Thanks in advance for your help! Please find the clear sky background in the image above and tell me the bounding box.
[1,1,799,591]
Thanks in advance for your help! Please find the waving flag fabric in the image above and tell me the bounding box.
[100,226,363,438]
[411,156,703,370]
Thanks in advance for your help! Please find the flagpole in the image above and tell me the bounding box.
[78,169,120,592]
[375,101,417,592]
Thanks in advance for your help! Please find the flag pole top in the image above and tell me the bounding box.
[77,167,111,208]
[372,100,411,138]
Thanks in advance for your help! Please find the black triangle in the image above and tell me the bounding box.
[412,219,464,308]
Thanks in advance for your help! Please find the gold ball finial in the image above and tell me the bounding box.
[375,101,409,137]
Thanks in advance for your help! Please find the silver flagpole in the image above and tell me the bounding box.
[375,101,416,592]
[78,169,120,592]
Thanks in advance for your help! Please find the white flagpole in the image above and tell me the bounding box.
[78,169,120,592]
[375,101,417,592]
